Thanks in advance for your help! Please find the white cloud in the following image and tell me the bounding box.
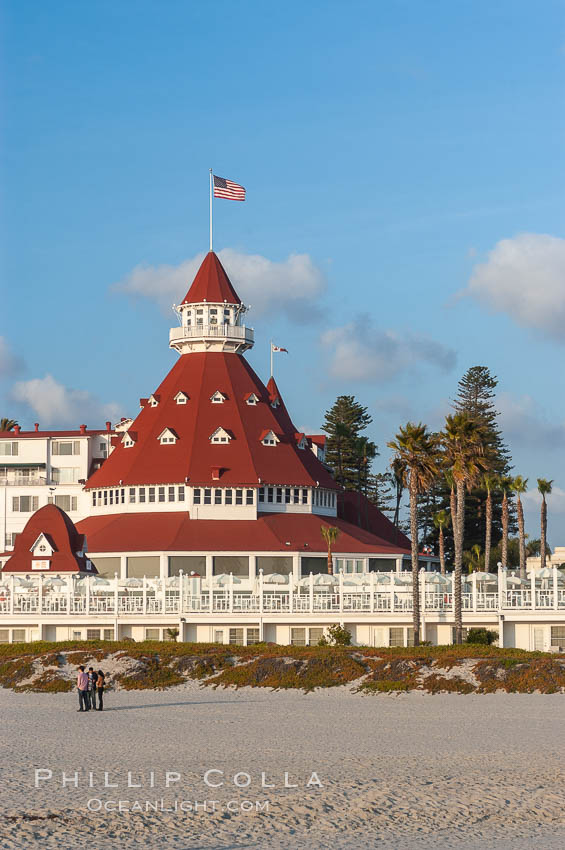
[11,374,121,428]
[0,337,24,378]
[497,392,565,448]
[464,233,565,341]
[320,315,456,383]
[113,249,327,323]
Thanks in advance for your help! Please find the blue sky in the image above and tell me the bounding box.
[2,0,565,538]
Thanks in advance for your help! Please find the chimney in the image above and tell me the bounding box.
[211,466,221,481]
[79,424,86,435]
[105,421,111,432]
[14,425,20,435]
[34,423,39,432]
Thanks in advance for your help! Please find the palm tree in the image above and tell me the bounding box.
[511,475,529,579]
[0,418,18,432]
[320,525,340,575]
[388,423,439,646]
[537,478,553,570]
[441,413,489,644]
[500,476,512,568]
[482,474,498,571]
[433,509,449,575]
[468,543,482,573]
[391,456,406,530]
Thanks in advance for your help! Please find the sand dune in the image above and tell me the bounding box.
[1,683,564,849]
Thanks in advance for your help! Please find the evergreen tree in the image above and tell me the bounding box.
[322,396,374,490]
[421,366,515,560]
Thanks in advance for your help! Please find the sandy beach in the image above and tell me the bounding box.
[1,683,564,849]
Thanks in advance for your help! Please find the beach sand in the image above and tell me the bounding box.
[1,683,564,849]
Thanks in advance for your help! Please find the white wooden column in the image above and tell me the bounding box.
[530,569,536,610]
[553,566,559,611]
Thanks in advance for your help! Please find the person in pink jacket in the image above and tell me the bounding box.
[76,665,89,712]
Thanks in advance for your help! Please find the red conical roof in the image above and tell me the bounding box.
[2,504,95,573]
[181,252,241,305]
[85,352,337,489]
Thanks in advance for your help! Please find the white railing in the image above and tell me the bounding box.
[2,571,565,619]
[169,324,254,343]
[0,476,47,486]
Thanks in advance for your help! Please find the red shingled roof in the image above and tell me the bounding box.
[86,352,338,489]
[181,252,241,305]
[2,504,96,573]
[338,491,412,550]
[77,511,410,555]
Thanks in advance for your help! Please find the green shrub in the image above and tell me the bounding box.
[325,624,352,646]
[465,628,498,646]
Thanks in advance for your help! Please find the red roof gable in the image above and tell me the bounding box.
[85,352,338,489]
[2,505,96,573]
[181,252,241,305]
[77,511,410,556]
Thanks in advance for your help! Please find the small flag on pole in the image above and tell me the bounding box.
[213,175,246,201]
[271,345,288,353]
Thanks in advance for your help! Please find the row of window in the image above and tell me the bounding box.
[92,486,186,506]
[12,495,78,513]
[290,627,325,646]
[16,495,76,512]
[218,628,261,646]
[194,488,254,506]
[259,486,309,505]
[0,439,107,457]
[312,489,336,508]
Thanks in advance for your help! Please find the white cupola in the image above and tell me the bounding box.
[169,252,254,355]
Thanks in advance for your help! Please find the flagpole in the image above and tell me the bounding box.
[270,341,273,378]
[209,168,213,252]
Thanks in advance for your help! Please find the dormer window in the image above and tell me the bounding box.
[260,429,279,447]
[210,391,226,404]
[158,427,178,445]
[149,394,160,408]
[295,433,308,450]
[245,392,260,406]
[122,431,137,448]
[270,397,280,409]
[210,427,232,444]
[31,533,55,558]
[174,391,189,405]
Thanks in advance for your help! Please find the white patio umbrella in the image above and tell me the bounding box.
[424,573,450,585]
[373,573,393,585]
[122,577,143,588]
[93,576,111,586]
[471,571,497,582]
[298,574,338,587]
[394,574,412,585]
[262,573,289,584]
[14,577,33,588]
[44,577,66,589]
[505,575,526,586]
[213,573,242,586]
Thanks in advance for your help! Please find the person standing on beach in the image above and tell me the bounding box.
[77,666,89,712]
[87,667,97,710]
[95,670,105,711]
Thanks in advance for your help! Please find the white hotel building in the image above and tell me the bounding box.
[1,252,564,651]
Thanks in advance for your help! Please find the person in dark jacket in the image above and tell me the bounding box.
[95,671,105,711]
[87,667,97,710]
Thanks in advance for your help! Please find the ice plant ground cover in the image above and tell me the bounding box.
[0,641,564,694]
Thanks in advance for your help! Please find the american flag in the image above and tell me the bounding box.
[213,175,246,201]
